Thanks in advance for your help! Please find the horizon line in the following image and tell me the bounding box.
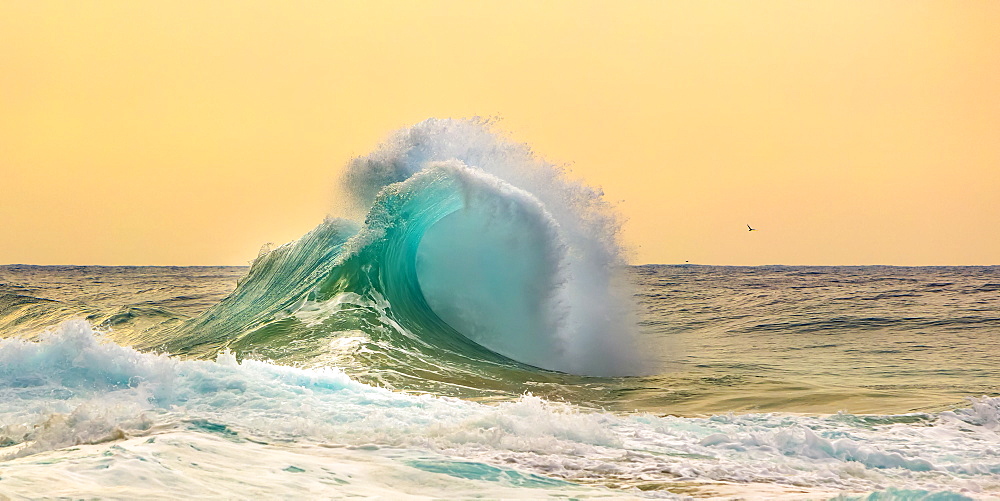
[2,262,997,268]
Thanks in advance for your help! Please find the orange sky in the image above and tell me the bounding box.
[2,1,998,265]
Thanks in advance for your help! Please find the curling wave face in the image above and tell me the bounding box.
[141,119,646,396]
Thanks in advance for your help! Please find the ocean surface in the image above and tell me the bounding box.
[2,119,998,499]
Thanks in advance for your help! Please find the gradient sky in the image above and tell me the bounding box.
[2,1,998,266]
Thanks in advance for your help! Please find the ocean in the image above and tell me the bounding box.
[2,119,998,499]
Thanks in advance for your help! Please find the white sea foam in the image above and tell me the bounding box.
[1,321,997,499]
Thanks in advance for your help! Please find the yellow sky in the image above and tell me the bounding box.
[2,1,998,265]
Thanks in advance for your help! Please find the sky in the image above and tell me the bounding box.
[2,1,998,266]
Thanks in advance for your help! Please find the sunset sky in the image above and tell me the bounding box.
[2,1,998,266]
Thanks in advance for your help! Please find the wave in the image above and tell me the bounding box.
[148,118,649,387]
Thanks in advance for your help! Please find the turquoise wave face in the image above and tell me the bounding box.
[147,119,650,398]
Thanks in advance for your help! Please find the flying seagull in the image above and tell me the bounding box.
[747,224,756,231]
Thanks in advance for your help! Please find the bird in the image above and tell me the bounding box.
[747,224,756,231]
